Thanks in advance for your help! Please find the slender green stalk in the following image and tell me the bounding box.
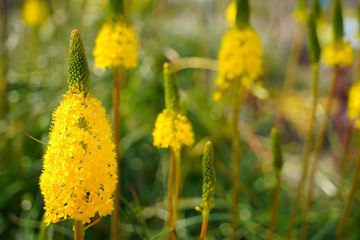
[74,221,84,240]
[168,148,175,240]
[200,210,209,240]
[172,149,181,231]
[335,147,360,239]
[111,66,121,240]
[0,0,10,167]
[300,65,340,240]
[287,63,319,239]
[267,170,282,240]
[231,87,242,239]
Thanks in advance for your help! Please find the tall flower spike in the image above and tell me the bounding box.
[152,63,194,150]
[40,30,118,225]
[200,141,216,212]
[68,30,90,94]
[322,0,353,66]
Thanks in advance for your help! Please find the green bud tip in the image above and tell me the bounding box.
[333,0,343,42]
[67,30,90,94]
[109,0,125,21]
[312,0,322,21]
[270,128,283,171]
[164,63,181,114]
[201,141,216,212]
[236,0,250,28]
[307,14,321,64]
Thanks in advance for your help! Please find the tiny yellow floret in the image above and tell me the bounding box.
[348,82,360,129]
[152,109,194,150]
[93,22,138,70]
[40,91,118,225]
[216,26,263,95]
[22,0,49,27]
[322,41,354,67]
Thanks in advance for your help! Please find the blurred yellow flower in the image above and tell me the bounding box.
[152,109,194,150]
[40,91,118,225]
[22,0,49,27]
[348,82,360,128]
[93,21,138,70]
[225,2,236,26]
[291,9,309,23]
[322,41,354,66]
[216,26,263,93]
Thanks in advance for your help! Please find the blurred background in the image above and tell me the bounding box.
[1,0,360,239]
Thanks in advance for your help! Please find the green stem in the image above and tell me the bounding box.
[74,221,84,240]
[300,65,340,240]
[168,148,175,240]
[287,63,319,239]
[335,146,360,239]
[172,149,181,231]
[111,66,121,240]
[231,86,242,240]
[267,170,282,240]
[200,211,209,240]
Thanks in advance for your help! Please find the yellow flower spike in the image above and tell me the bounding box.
[152,63,194,150]
[152,109,194,150]
[93,21,138,70]
[322,40,354,66]
[215,26,263,98]
[40,30,118,226]
[22,0,49,27]
[322,0,353,67]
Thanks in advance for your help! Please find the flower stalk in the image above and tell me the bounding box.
[267,128,283,240]
[287,13,320,239]
[74,221,84,240]
[111,65,121,240]
[300,65,340,240]
[335,147,360,239]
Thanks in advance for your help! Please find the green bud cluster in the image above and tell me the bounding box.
[200,141,216,212]
[164,63,182,114]
[236,0,250,28]
[270,128,283,171]
[109,0,125,21]
[307,14,321,64]
[67,30,90,95]
[333,0,344,42]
